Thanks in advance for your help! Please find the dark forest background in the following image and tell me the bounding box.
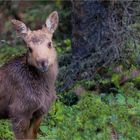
[0,0,140,139]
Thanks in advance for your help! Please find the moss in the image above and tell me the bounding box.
[0,120,13,140]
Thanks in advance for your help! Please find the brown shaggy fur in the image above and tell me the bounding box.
[0,11,58,139]
[0,54,58,139]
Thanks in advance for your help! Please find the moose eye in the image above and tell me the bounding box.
[48,42,52,48]
[28,47,33,53]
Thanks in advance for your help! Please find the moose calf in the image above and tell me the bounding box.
[0,11,58,139]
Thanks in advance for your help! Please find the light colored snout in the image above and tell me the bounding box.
[36,59,49,72]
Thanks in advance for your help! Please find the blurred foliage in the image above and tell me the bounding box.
[0,120,13,139]
[0,1,140,140]
[39,81,140,140]
[0,44,26,66]
[39,66,140,140]
[1,63,140,139]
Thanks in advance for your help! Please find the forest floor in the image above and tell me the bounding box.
[0,44,140,140]
[0,1,140,139]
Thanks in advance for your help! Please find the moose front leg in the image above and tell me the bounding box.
[11,116,30,139]
[27,116,42,139]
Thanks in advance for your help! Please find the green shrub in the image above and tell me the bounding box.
[0,120,13,140]
[38,84,140,140]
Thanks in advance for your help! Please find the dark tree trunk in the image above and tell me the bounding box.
[71,0,123,61]
[72,1,106,56]
[58,0,139,92]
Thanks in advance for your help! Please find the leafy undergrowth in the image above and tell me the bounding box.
[0,45,140,139]
[0,120,13,140]
[38,86,140,140]
[39,65,140,140]
[2,66,139,140]
[0,44,26,66]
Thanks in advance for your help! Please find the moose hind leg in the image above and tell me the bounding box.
[11,116,30,139]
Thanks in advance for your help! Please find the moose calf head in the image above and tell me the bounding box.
[11,11,59,72]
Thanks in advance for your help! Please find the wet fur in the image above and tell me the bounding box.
[0,54,58,139]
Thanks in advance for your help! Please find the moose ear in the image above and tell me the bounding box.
[45,11,59,33]
[11,19,29,39]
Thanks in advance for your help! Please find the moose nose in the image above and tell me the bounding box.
[37,59,49,72]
